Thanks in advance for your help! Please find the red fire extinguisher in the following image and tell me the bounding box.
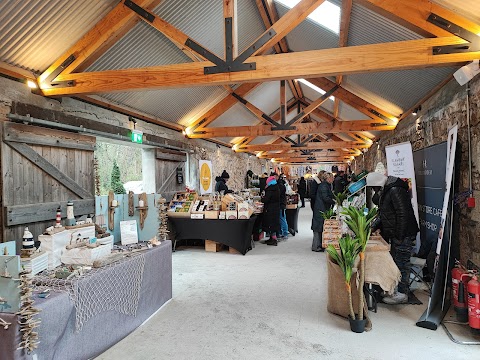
[452,263,471,322]
[467,275,480,332]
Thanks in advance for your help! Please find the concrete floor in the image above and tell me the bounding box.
[98,206,479,360]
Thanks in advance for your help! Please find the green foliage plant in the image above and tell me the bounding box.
[326,235,361,320]
[333,191,348,207]
[320,208,336,220]
[111,160,126,194]
[341,206,378,320]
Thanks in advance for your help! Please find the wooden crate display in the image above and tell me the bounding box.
[205,240,223,252]
[167,192,197,218]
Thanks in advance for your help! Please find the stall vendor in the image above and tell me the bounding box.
[215,170,234,194]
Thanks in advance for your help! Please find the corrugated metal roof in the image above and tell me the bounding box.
[344,66,456,115]
[151,0,266,60]
[344,2,458,114]
[245,81,294,115]
[300,83,335,114]
[88,21,191,71]
[275,2,339,52]
[208,103,259,128]
[101,86,229,126]
[249,136,278,145]
[338,102,371,121]
[0,0,118,72]
[433,0,480,25]
[88,0,267,126]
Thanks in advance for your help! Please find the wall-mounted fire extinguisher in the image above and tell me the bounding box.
[452,263,472,322]
[468,275,480,333]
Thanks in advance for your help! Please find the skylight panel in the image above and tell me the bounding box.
[276,0,341,34]
[298,79,335,101]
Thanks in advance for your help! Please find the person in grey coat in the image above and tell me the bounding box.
[311,172,335,252]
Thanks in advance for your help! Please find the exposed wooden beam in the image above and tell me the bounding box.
[128,2,211,62]
[307,77,398,124]
[280,80,287,125]
[256,0,304,99]
[76,94,183,131]
[334,0,353,119]
[359,0,480,38]
[246,0,326,58]
[224,0,238,59]
[189,120,394,138]
[39,0,163,83]
[41,36,473,96]
[274,157,347,163]
[400,74,454,121]
[0,61,37,82]
[187,82,259,130]
[238,141,369,151]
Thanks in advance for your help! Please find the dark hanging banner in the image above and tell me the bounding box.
[414,142,447,260]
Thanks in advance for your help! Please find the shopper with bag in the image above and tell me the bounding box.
[311,172,335,252]
[261,176,281,246]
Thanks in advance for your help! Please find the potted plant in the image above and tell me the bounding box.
[320,208,336,220]
[333,190,348,215]
[326,235,364,332]
[341,206,377,323]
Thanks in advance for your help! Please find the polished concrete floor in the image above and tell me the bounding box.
[98,206,479,360]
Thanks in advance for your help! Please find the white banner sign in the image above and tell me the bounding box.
[385,142,420,249]
[199,160,213,195]
[436,124,458,255]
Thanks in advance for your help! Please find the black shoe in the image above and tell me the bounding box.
[266,239,278,246]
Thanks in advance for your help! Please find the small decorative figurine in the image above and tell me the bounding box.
[66,201,75,226]
[55,206,62,227]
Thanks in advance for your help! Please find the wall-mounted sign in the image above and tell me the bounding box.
[199,160,213,194]
[131,129,143,144]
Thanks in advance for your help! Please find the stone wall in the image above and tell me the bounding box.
[0,76,266,196]
[355,76,480,266]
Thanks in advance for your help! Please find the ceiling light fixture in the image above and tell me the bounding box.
[26,80,37,89]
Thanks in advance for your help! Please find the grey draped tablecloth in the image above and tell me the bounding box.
[0,240,172,360]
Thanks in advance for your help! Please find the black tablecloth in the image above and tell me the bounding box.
[168,216,257,255]
[286,207,300,236]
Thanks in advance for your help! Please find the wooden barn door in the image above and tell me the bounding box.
[1,122,95,249]
[155,148,186,200]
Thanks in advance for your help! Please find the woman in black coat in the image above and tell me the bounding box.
[298,177,307,207]
[311,172,335,252]
[261,176,280,246]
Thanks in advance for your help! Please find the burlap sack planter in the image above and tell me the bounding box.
[326,253,372,331]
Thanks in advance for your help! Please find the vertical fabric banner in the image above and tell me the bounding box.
[199,160,213,195]
[436,125,458,255]
[385,142,420,248]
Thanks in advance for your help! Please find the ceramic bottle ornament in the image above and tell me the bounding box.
[22,227,34,249]
[55,206,62,227]
[66,201,75,226]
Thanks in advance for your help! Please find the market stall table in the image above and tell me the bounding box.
[169,216,257,255]
[0,241,172,360]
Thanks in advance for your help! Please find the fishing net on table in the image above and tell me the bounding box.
[31,252,146,332]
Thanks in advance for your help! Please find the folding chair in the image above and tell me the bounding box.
[410,256,431,293]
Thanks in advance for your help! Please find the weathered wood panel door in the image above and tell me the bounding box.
[1,122,95,248]
[155,148,186,200]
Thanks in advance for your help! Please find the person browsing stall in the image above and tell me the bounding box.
[367,172,419,304]
[261,176,281,246]
[298,176,307,208]
[311,172,335,252]
[215,170,233,195]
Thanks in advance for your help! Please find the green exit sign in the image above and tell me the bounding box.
[131,129,143,144]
